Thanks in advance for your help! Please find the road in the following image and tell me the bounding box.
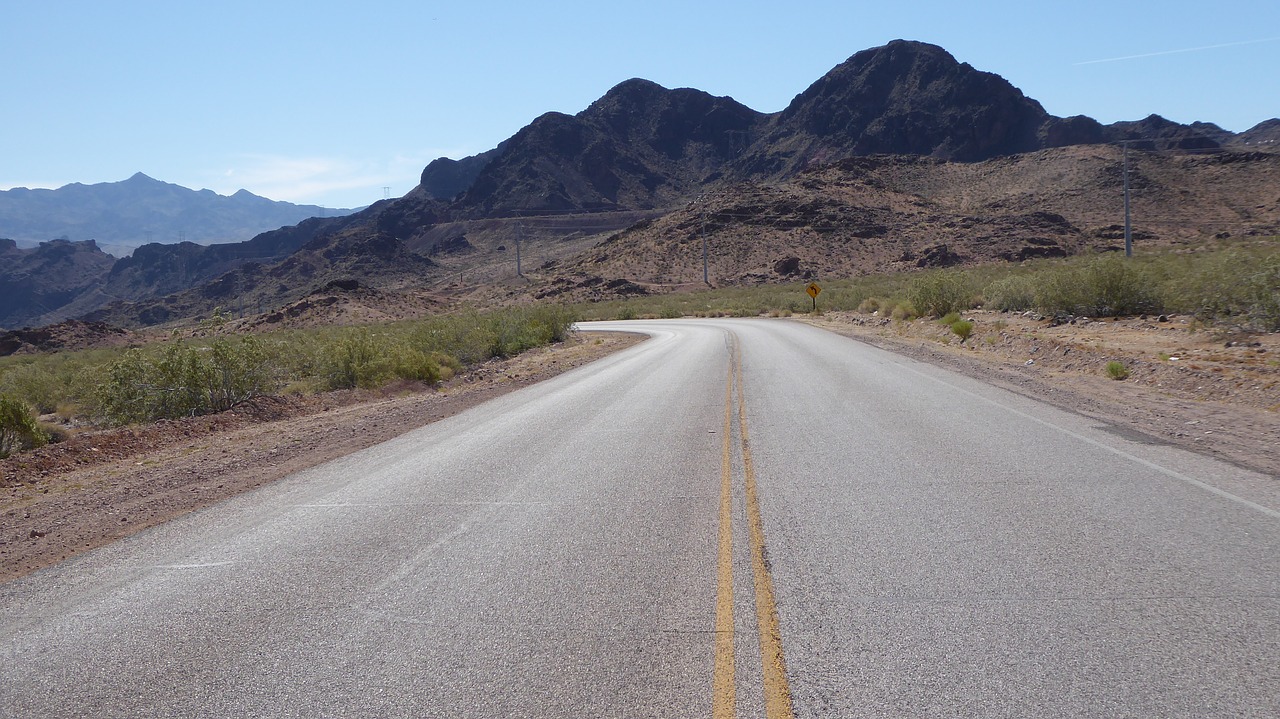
[2,318,1278,717]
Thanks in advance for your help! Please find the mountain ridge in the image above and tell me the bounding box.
[0,173,357,257]
[6,39,1278,330]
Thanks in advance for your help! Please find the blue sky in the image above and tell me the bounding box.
[4,0,1277,209]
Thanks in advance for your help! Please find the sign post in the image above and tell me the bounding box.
[805,282,822,313]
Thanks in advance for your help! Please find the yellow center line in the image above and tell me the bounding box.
[713,357,737,719]
[714,336,795,719]
[736,339,795,719]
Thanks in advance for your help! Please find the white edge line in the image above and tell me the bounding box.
[152,561,235,569]
[893,357,1280,520]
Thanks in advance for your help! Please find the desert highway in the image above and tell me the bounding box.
[2,319,1278,717]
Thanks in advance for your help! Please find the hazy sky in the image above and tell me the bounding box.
[4,0,1277,209]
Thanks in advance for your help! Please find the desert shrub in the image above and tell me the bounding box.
[1106,361,1130,380]
[0,350,112,417]
[984,275,1037,312]
[403,306,574,367]
[0,394,48,458]
[1032,267,1085,315]
[96,339,277,424]
[204,337,275,411]
[488,310,549,357]
[389,346,442,384]
[97,348,165,424]
[907,271,974,318]
[939,312,961,326]
[415,313,498,366]
[950,320,974,343]
[430,352,461,381]
[1163,251,1280,331]
[891,301,918,321]
[0,362,62,415]
[1084,255,1162,316]
[1036,255,1161,317]
[324,329,392,390]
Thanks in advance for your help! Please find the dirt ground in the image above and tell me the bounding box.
[3,314,1277,584]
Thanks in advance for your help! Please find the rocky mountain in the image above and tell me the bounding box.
[735,40,1054,176]
[0,239,117,329]
[419,146,507,202]
[9,39,1278,330]
[1237,119,1280,149]
[529,146,1280,300]
[0,173,355,257]
[442,79,765,218]
[80,199,442,328]
[435,40,1264,216]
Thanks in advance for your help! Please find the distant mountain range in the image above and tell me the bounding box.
[0,173,355,257]
[3,40,1277,331]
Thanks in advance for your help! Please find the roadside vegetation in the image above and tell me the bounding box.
[3,239,1276,459]
[0,306,576,450]
[579,240,1280,331]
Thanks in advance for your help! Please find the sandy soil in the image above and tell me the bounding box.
[3,314,1277,585]
[0,332,641,583]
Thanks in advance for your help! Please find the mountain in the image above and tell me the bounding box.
[8,39,1278,330]
[0,239,117,329]
[444,79,765,218]
[735,40,1053,176]
[0,173,356,256]
[530,146,1280,299]
[1237,119,1280,149]
[400,41,1249,223]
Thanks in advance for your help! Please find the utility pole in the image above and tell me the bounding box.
[1123,141,1132,258]
[702,207,709,286]
[516,221,524,278]
[694,194,709,286]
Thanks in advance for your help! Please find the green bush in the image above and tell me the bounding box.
[983,275,1037,312]
[1035,255,1161,317]
[0,362,61,414]
[324,329,392,390]
[389,346,442,384]
[950,320,974,343]
[1106,361,1130,380]
[1163,251,1280,331]
[891,301,918,321]
[908,271,973,318]
[97,338,277,424]
[0,394,48,458]
[0,304,577,429]
[1085,256,1162,316]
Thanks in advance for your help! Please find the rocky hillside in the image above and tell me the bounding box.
[0,239,116,329]
[527,145,1280,299]
[80,199,443,328]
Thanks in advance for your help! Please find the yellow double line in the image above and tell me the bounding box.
[715,337,794,719]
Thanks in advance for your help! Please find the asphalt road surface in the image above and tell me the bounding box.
[3,319,1278,718]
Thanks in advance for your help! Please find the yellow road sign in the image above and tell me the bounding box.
[806,282,821,299]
